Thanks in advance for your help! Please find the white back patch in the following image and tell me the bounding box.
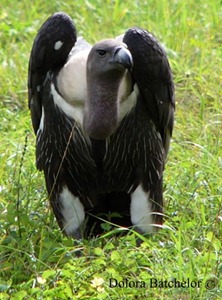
[60,186,85,236]
[55,49,91,124]
[57,49,90,104]
[130,185,154,233]
[54,40,63,50]
[51,83,83,123]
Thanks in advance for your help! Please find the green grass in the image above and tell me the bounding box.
[0,0,221,299]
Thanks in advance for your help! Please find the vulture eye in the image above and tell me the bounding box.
[97,49,107,57]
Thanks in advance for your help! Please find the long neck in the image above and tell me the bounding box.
[84,75,121,140]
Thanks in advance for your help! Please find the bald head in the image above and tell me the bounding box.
[84,39,133,140]
[87,39,132,76]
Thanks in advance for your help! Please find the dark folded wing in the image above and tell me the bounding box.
[28,12,77,133]
[123,27,175,156]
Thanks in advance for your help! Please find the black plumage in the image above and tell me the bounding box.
[28,12,175,239]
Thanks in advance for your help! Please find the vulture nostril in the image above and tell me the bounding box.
[114,46,122,55]
[113,47,133,70]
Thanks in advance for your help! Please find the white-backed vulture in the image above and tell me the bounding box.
[28,12,175,239]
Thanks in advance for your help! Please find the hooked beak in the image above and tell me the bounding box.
[111,46,133,71]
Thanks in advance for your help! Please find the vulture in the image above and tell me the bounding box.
[28,12,175,239]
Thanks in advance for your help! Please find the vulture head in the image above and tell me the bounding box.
[84,39,133,140]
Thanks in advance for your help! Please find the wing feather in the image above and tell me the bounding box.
[28,12,77,133]
[123,27,175,155]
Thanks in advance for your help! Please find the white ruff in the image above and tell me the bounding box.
[118,82,138,121]
[130,185,154,233]
[60,186,85,236]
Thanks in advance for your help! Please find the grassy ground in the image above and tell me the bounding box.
[0,0,221,299]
